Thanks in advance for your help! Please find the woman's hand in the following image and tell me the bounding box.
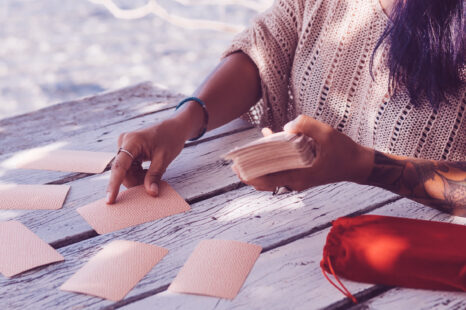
[241,115,466,216]
[105,52,262,204]
[240,115,374,192]
[106,117,188,204]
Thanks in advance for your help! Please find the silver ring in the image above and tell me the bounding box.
[273,186,292,195]
[118,147,135,160]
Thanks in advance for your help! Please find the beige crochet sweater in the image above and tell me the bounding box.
[221,0,465,161]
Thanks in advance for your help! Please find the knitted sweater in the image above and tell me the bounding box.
[221,0,465,161]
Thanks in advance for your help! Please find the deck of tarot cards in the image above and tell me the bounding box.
[222,132,317,181]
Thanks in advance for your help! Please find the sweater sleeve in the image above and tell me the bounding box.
[221,0,304,130]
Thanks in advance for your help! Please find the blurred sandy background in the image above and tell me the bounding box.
[0,0,272,119]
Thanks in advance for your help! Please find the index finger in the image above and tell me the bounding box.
[106,148,136,204]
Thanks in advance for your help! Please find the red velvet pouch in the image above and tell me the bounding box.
[320,215,466,303]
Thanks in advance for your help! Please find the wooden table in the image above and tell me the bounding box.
[1,82,465,310]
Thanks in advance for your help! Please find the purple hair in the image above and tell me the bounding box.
[371,0,465,108]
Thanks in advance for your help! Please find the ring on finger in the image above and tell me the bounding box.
[118,147,135,160]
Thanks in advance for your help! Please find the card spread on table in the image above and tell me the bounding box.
[60,240,168,301]
[16,149,115,174]
[168,239,262,299]
[77,182,190,234]
[0,221,64,277]
[0,184,70,210]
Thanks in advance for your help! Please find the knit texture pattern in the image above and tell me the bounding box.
[221,0,465,161]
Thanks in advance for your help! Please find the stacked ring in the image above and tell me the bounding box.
[118,147,135,160]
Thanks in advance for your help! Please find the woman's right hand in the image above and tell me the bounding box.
[106,117,188,204]
[104,52,262,204]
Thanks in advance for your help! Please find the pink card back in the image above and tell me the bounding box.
[0,184,70,210]
[0,221,64,277]
[168,239,262,299]
[17,149,115,173]
[77,182,190,234]
[60,240,168,301]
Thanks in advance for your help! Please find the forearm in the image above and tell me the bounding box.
[364,150,466,216]
[171,52,261,141]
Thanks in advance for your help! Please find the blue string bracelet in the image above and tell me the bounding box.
[175,96,209,141]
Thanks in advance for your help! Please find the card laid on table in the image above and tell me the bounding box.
[60,240,168,301]
[0,221,64,277]
[0,184,70,210]
[16,149,115,174]
[77,182,190,234]
[168,239,262,299]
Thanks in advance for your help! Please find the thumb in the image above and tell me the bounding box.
[144,157,166,197]
[283,115,332,142]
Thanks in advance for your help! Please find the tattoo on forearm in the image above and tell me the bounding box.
[367,152,466,216]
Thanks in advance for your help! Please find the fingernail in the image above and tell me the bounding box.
[150,183,159,196]
[106,192,111,204]
[284,118,298,132]
[261,127,272,136]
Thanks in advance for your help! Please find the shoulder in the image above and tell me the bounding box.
[265,0,328,30]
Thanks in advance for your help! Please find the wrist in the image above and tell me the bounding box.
[351,145,375,185]
[169,102,202,141]
[171,99,207,141]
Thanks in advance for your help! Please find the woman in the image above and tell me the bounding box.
[106,0,465,216]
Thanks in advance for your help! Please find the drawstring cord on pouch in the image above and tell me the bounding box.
[321,255,357,304]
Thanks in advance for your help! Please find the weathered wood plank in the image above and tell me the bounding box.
[0,82,184,155]
[0,182,397,309]
[349,287,466,310]
[122,230,357,310]
[0,108,251,186]
[121,199,466,310]
[367,198,466,226]
[0,127,261,245]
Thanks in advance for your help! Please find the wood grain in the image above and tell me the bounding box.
[3,83,462,310]
[0,82,185,156]
[350,287,466,310]
[0,183,396,309]
[0,128,262,245]
[121,199,466,310]
[0,109,251,186]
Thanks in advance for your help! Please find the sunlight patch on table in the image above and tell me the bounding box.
[0,141,68,170]
[0,141,68,178]
[62,124,83,133]
[218,191,305,222]
[134,100,175,115]
[0,209,24,221]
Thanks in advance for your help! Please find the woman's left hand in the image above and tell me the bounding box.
[237,115,374,192]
